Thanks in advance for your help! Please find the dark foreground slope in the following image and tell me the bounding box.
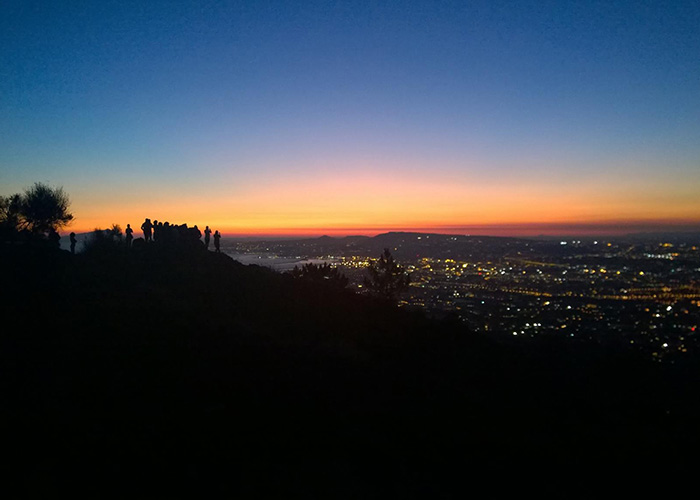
[2,243,700,497]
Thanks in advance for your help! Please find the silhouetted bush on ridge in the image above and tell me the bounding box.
[288,261,350,292]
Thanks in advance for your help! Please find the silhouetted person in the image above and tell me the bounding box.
[155,221,163,243]
[48,227,60,248]
[213,230,221,253]
[69,232,77,254]
[125,224,133,248]
[141,218,153,242]
[204,226,211,250]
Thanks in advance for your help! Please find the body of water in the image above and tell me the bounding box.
[223,252,334,272]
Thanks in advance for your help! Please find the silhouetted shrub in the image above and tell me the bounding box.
[82,227,125,255]
[289,262,349,290]
[364,248,410,302]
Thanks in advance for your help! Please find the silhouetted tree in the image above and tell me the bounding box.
[0,194,24,241]
[16,183,74,235]
[364,248,410,302]
[290,262,349,290]
[0,194,23,229]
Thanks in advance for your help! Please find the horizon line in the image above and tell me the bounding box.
[217,220,700,238]
[62,220,700,239]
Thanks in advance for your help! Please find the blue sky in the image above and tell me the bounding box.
[2,1,699,234]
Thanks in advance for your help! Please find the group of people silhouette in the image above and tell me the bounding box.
[50,218,222,254]
[137,218,221,252]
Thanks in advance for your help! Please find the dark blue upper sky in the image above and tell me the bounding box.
[2,0,699,233]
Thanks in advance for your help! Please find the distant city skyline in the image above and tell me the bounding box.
[2,1,699,236]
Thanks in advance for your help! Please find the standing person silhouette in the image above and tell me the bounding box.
[213,230,221,253]
[204,226,212,250]
[141,218,153,242]
[69,232,77,254]
[125,224,133,248]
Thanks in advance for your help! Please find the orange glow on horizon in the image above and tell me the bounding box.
[62,170,700,237]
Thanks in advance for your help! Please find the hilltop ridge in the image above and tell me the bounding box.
[2,241,699,495]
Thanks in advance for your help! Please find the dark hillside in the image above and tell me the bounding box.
[2,242,699,496]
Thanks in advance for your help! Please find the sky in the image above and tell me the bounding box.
[1,0,699,236]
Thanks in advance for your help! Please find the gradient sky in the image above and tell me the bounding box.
[2,0,699,236]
